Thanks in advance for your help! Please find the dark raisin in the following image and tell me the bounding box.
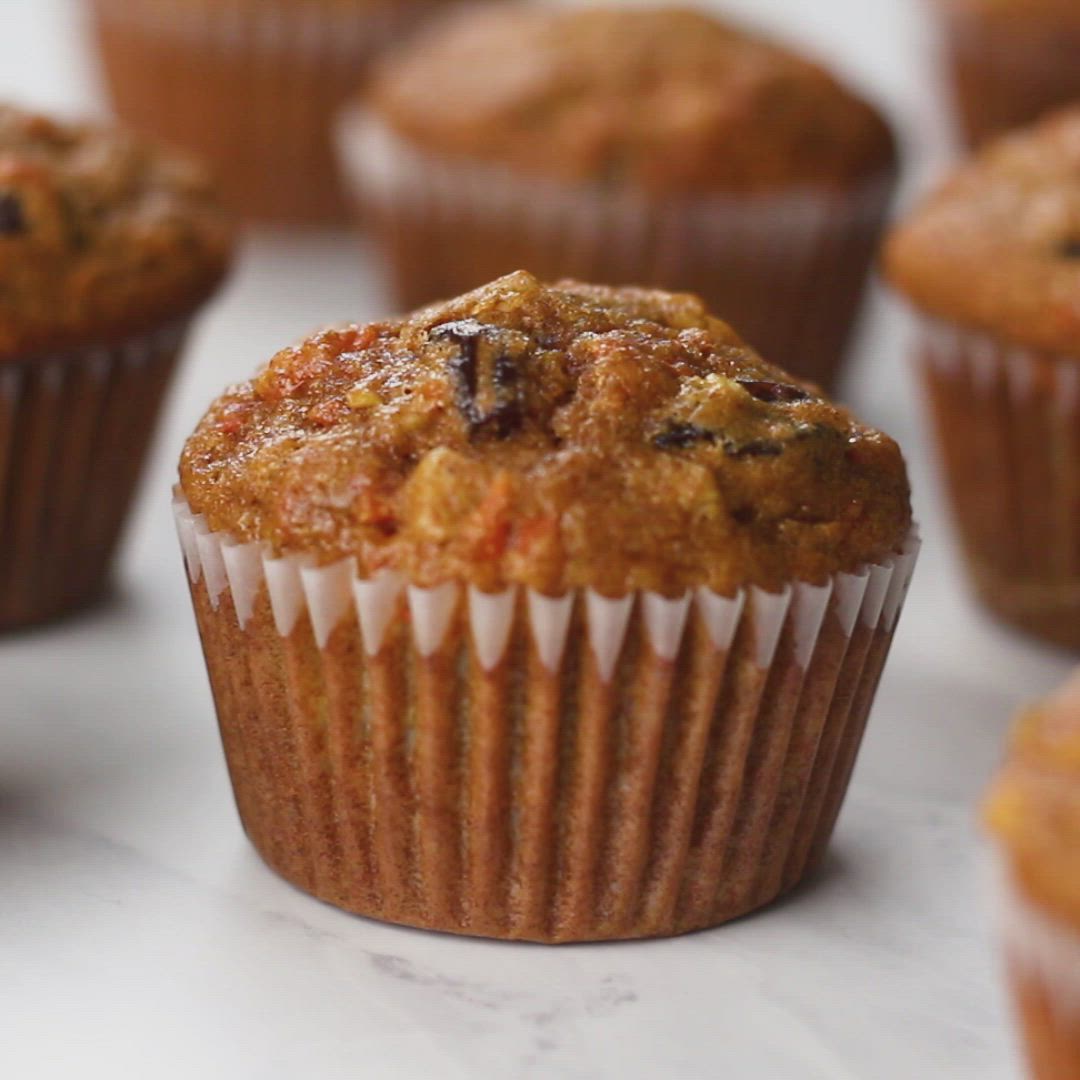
[653,421,716,449]
[736,378,810,404]
[0,191,26,237]
[432,319,524,438]
[723,438,784,458]
[1059,238,1080,260]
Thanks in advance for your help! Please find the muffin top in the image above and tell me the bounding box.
[180,272,910,597]
[886,108,1080,357]
[0,104,232,358]
[985,672,1080,928]
[364,6,896,195]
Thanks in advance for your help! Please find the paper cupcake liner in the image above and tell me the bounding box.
[175,495,917,941]
[919,317,1080,649]
[938,5,1080,146]
[337,109,896,390]
[89,0,446,226]
[0,321,188,631]
[996,864,1080,1079]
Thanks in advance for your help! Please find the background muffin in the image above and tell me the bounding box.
[0,102,230,630]
[885,107,1080,650]
[87,0,458,227]
[985,672,1080,1080]
[175,270,916,942]
[338,6,898,390]
[935,0,1080,146]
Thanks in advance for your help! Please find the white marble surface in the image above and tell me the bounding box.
[0,2,1072,1077]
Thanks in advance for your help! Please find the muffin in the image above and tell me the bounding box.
[0,103,230,631]
[985,672,1080,1080]
[175,270,917,942]
[87,0,456,226]
[337,6,898,390]
[885,108,1080,650]
[935,0,1080,147]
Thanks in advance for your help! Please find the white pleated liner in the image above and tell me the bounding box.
[174,498,920,677]
[997,861,1080,1021]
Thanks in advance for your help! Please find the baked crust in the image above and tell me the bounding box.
[180,271,911,597]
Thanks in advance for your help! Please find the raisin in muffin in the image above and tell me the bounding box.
[88,0,469,226]
[985,671,1080,1080]
[934,0,1080,146]
[175,270,916,942]
[0,103,231,629]
[337,5,897,390]
[885,107,1080,650]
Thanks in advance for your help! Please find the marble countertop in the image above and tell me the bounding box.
[1,1,1070,1077]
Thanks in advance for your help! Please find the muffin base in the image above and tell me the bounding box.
[0,322,188,631]
[339,110,896,390]
[939,4,1080,146]
[90,0,437,227]
[920,319,1080,650]
[176,499,917,942]
[998,868,1080,1080]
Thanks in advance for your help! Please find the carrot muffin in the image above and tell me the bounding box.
[337,6,898,390]
[175,270,916,942]
[985,672,1080,1079]
[934,0,1080,147]
[87,0,461,226]
[885,108,1080,650]
[0,103,231,630]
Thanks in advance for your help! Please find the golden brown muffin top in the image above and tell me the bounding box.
[886,108,1080,357]
[0,104,232,359]
[180,272,911,597]
[364,6,896,195]
[985,672,1080,929]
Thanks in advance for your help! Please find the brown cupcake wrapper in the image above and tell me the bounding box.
[176,497,917,942]
[938,5,1080,146]
[337,108,896,390]
[0,321,188,631]
[995,863,1080,1079]
[919,317,1080,649]
[89,0,443,226]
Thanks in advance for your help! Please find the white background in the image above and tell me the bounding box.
[0,1,1071,1077]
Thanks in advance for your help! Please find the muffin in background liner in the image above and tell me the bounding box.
[337,108,896,392]
[88,0,449,227]
[935,1,1080,147]
[918,319,1080,650]
[995,863,1080,1080]
[174,494,917,942]
[0,321,191,630]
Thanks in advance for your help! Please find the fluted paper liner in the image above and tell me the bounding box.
[337,108,895,390]
[996,864,1080,1078]
[920,316,1080,649]
[176,496,917,941]
[0,321,187,630]
[89,0,444,226]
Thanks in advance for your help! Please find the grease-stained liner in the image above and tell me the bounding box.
[337,108,895,390]
[996,865,1080,1080]
[920,317,1080,650]
[176,495,917,942]
[0,321,188,631]
[89,0,443,226]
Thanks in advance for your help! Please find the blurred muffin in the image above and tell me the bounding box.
[885,108,1080,650]
[337,6,898,390]
[985,672,1080,1080]
[175,270,916,942]
[88,0,457,226]
[0,104,230,630]
[935,0,1080,146]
